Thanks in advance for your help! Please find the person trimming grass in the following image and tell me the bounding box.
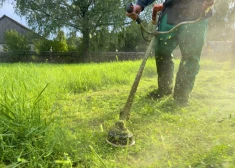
[126,0,215,105]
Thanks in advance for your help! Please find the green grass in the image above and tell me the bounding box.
[0,58,235,167]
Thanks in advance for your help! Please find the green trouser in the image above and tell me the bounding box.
[155,14,208,100]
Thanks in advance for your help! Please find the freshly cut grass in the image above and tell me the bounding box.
[0,58,234,167]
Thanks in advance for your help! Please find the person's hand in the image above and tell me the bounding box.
[126,4,142,21]
[152,4,163,24]
[202,0,214,16]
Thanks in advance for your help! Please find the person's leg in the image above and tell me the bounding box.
[174,19,208,103]
[150,14,179,98]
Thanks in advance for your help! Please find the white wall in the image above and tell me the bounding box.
[0,44,35,52]
[29,44,34,51]
[0,44,3,52]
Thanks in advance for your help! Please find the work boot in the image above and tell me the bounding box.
[173,94,190,106]
[147,89,172,99]
[174,98,189,106]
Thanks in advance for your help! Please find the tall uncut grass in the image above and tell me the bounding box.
[0,61,156,167]
[0,58,234,167]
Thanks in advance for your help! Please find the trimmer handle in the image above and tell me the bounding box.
[126,2,141,24]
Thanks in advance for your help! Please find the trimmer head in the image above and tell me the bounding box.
[106,120,135,147]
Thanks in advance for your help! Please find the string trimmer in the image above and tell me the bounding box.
[106,2,206,147]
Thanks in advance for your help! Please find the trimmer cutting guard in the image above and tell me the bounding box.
[106,120,135,147]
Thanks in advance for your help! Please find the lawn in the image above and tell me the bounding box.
[0,58,235,167]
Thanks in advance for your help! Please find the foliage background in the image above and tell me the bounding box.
[1,0,234,62]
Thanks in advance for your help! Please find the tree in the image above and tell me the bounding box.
[90,27,113,52]
[34,30,68,54]
[52,30,68,52]
[66,31,81,51]
[207,0,235,40]
[117,22,151,52]
[12,0,126,62]
[3,29,31,61]
[33,38,52,54]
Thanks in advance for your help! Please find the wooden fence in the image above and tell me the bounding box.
[0,51,147,63]
[0,47,234,63]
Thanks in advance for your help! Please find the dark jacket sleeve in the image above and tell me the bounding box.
[136,0,155,10]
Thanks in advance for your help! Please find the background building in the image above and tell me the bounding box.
[0,15,37,52]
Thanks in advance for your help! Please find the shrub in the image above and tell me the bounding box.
[3,29,31,61]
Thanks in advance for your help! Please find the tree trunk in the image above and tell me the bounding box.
[80,28,90,62]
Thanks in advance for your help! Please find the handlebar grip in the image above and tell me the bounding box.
[125,2,141,24]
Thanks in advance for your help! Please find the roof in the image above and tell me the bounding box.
[0,15,31,31]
